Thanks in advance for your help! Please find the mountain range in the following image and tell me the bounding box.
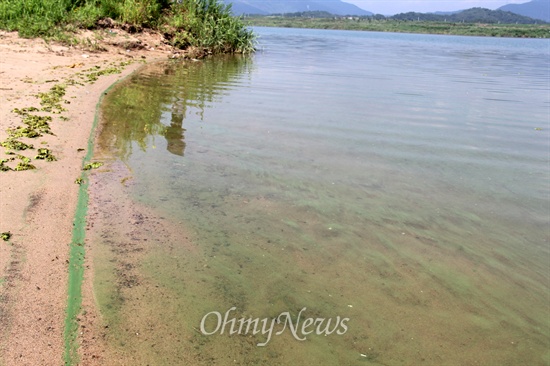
[498,0,549,22]
[221,0,372,16]
[393,7,542,24]
[223,0,548,22]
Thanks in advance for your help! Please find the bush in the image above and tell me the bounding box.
[164,0,255,53]
[0,0,255,53]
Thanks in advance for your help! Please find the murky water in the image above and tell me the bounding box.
[90,28,549,365]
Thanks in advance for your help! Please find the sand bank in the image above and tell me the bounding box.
[0,29,175,365]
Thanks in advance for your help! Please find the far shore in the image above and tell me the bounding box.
[0,29,178,365]
[245,18,550,38]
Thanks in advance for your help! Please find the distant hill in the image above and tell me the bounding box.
[392,7,544,23]
[222,0,373,16]
[432,10,462,16]
[228,2,268,15]
[270,11,336,18]
[499,0,549,23]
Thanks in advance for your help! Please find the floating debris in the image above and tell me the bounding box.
[14,161,36,171]
[83,162,104,170]
[35,148,57,161]
[16,155,31,163]
[1,139,34,152]
[37,84,67,113]
[7,126,41,138]
[12,107,39,115]
[66,78,84,87]
[0,158,14,172]
[84,66,123,83]
[23,114,53,134]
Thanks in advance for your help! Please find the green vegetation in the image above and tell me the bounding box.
[1,232,11,241]
[1,62,131,172]
[246,16,550,38]
[0,0,255,53]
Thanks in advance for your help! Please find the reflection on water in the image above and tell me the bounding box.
[165,110,186,156]
[90,28,549,365]
[99,56,251,158]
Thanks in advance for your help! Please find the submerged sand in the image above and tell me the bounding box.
[0,29,176,365]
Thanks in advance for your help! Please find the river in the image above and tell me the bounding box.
[89,27,549,365]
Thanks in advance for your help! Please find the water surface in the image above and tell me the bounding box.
[91,28,549,365]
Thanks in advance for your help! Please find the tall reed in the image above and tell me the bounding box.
[165,0,255,53]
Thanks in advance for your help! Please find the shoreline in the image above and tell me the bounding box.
[0,30,173,365]
[246,21,550,38]
[64,69,140,365]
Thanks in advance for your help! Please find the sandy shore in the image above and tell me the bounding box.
[0,29,175,366]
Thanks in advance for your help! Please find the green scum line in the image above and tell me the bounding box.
[63,64,141,365]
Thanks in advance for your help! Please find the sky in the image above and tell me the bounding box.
[343,0,529,15]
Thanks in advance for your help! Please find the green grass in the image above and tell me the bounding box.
[245,17,550,38]
[0,0,255,54]
[164,0,256,53]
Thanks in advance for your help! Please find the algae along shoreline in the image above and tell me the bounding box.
[63,69,137,365]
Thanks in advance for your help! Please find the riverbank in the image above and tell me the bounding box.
[0,29,175,366]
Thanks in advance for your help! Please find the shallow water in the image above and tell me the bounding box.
[91,28,549,365]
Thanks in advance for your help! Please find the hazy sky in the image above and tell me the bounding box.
[343,0,529,15]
